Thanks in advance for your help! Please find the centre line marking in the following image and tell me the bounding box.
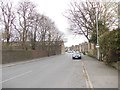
[0,71,32,83]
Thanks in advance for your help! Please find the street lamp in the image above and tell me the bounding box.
[95,7,100,60]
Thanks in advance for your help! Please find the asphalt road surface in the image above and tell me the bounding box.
[2,53,87,88]
[2,53,118,88]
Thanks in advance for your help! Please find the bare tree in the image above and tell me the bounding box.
[16,1,36,50]
[100,1,118,30]
[28,13,42,50]
[64,0,118,43]
[31,14,63,54]
[0,1,15,45]
[36,15,51,50]
[46,21,63,55]
[1,0,63,52]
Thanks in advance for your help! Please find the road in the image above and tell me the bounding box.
[2,53,118,88]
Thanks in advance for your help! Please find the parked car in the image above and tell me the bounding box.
[68,51,72,53]
[72,52,81,59]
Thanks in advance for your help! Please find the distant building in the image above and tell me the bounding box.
[66,42,96,55]
[68,45,80,52]
[81,42,89,53]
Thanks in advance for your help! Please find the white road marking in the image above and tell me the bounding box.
[82,61,94,89]
[0,71,32,83]
[83,69,89,88]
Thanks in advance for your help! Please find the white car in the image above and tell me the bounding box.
[72,52,81,59]
[68,51,72,53]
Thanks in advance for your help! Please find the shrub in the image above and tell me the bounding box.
[99,29,120,64]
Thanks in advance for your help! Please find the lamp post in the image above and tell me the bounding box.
[95,7,100,60]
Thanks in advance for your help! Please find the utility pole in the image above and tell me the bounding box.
[95,7,100,60]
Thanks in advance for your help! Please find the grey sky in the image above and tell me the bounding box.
[7,0,119,47]
[7,0,88,47]
[28,0,88,47]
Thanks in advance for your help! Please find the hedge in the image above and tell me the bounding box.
[99,29,120,63]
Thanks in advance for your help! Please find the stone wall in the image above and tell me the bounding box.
[2,50,48,64]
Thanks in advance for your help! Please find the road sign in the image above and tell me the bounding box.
[96,44,99,48]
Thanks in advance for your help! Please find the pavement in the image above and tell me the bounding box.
[1,53,118,88]
[82,55,118,88]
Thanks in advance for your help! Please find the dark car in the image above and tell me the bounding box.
[72,52,81,59]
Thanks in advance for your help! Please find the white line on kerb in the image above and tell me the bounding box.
[0,71,32,83]
[82,61,94,89]
[83,69,89,88]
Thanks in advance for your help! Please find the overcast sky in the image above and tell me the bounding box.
[33,0,88,47]
[8,0,118,47]
[7,0,88,47]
